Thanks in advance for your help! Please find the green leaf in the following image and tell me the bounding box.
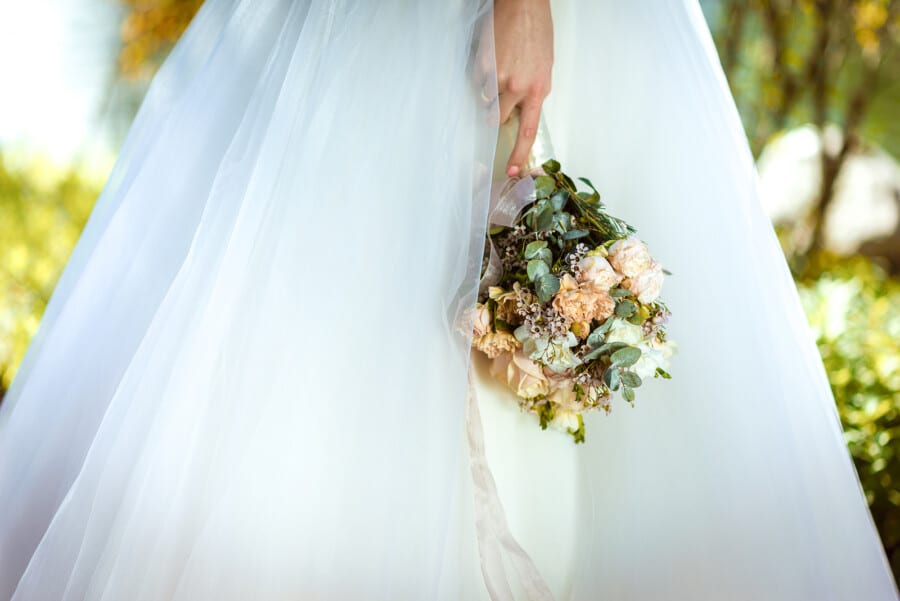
[527,259,550,281]
[569,414,585,444]
[536,247,552,264]
[577,176,598,192]
[611,346,641,367]
[585,327,606,349]
[488,225,506,235]
[615,299,637,318]
[610,287,631,298]
[524,240,548,259]
[535,176,556,199]
[542,159,561,174]
[620,371,642,388]
[662,268,672,276]
[655,367,672,379]
[535,205,555,231]
[604,367,621,390]
[562,229,589,240]
[622,385,635,402]
[550,191,568,212]
[535,273,560,303]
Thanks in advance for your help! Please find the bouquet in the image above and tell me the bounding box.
[469,159,676,443]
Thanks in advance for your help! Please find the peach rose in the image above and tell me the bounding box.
[607,236,653,277]
[491,349,550,398]
[471,303,492,339]
[474,330,519,358]
[622,261,664,304]
[546,375,579,411]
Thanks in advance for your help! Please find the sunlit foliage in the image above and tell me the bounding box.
[0,157,100,389]
[118,0,204,80]
[796,252,900,574]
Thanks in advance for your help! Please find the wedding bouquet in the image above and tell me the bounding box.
[470,159,676,443]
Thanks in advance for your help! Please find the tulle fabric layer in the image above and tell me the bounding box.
[540,1,898,599]
[0,1,498,598]
[1,0,897,599]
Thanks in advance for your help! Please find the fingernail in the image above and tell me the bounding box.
[507,165,519,177]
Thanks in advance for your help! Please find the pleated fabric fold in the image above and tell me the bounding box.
[544,1,898,599]
[0,1,499,598]
[1,0,897,600]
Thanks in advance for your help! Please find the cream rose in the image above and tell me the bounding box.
[546,375,579,411]
[605,320,645,346]
[491,350,550,398]
[577,254,623,291]
[607,235,653,277]
[474,330,519,358]
[471,303,492,339]
[623,260,664,304]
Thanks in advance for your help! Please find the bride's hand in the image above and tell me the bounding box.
[493,0,553,177]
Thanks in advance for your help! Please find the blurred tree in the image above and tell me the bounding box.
[117,0,204,80]
[0,157,100,390]
[713,0,900,258]
[796,251,900,576]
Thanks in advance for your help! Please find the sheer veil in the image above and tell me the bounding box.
[0,0,896,599]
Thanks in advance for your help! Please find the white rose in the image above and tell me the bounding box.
[623,261,664,304]
[607,236,653,277]
[577,255,622,290]
[605,320,644,346]
[632,338,677,379]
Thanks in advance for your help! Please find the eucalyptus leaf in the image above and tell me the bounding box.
[620,371,642,388]
[527,259,550,281]
[536,248,553,263]
[610,287,631,298]
[535,176,556,199]
[611,346,641,367]
[536,205,555,231]
[604,367,621,390]
[524,240,548,259]
[550,191,568,211]
[615,299,637,317]
[542,159,561,174]
[535,273,560,303]
[562,229,589,240]
[622,386,635,402]
[586,327,606,349]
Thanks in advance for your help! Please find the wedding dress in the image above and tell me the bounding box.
[0,0,897,599]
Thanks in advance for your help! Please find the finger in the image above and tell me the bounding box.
[506,97,542,177]
[498,92,520,125]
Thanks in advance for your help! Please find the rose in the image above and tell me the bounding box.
[577,254,622,291]
[474,330,519,358]
[632,337,677,379]
[471,303,493,339]
[552,274,616,323]
[623,260,664,304]
[546,374,579,410]
[490,349,550,398]
[605,319,645,346]
[607,236,653,277]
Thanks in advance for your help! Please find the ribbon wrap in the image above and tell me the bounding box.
[466,173,555,600]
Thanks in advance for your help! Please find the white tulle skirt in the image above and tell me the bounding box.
[0,1,897,599]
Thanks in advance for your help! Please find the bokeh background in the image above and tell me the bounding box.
[0,0,897,580]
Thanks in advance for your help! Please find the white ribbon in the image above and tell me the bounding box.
[466,174,555,601]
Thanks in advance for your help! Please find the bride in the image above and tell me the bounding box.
[0,0,897,599]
